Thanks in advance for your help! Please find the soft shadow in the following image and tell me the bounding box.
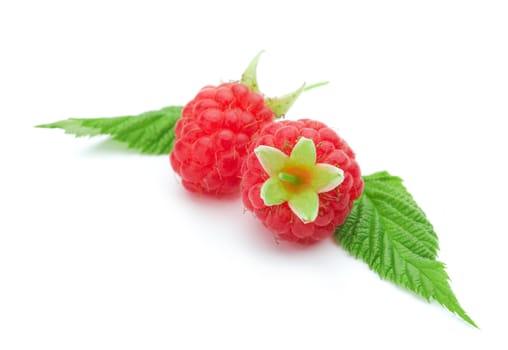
[166,174,333,256]
[184,189,242,204]
[82,138,145,156]
[168,175,242,204]
[240,208,331,255]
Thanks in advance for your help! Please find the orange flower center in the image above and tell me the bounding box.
[278,166,312,193]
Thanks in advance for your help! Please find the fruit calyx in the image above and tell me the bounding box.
[240,51,328,118]
[254,137,344,223]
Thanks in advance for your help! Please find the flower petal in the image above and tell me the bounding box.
[289,137,316,167]
[260,177,290,206]
[312,163,344,193]
[288,189,319,223]
[254,145,289,177]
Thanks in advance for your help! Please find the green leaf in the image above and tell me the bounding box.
[36,106,182,155]
[335,171,477,327]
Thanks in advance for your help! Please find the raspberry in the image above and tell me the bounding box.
[241,119,363,245]
[170,53,328,195]
[170,83,274,194]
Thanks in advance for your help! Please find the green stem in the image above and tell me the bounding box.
[278,172,300,185]
[303,81,329,92]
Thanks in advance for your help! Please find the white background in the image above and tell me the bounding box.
[1,1,507,349]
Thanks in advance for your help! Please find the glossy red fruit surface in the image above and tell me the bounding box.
[170,83,274,194]
[241,119,363,244]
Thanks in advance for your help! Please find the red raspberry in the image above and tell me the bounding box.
[170,83,274,194]
[241,119,363,245]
